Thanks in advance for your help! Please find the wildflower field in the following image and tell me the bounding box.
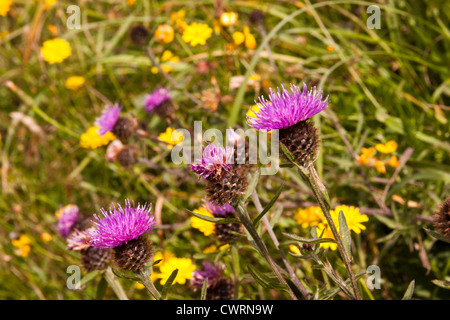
[0,0,449,302]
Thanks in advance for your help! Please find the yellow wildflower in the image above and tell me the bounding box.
[213,19,221,35]
[151,51,180,74]
[44,0,56,9]
[40,232,52,242]
[375,159,386,174]
[157,256,196,285]
[317,225,338,251]
[155,24,174,43]
[65,76,85,90]
[12,235,32,258]
[158,127,184,149]
[127,0,136,5]
[190,207,215,236]
[232,31,245,45]
[357,147,376,165]
[134,282,145,290]
[375,140,398,154]
[293,206,324,229]
[220,12,238,27]
[289,244,301,255]
[330,205,369,234]
[182,22,212,47]
[80,126,116,149]
[41,38,71,64]
[0,0,12,16]
[327,45,335,52]
[243,26,256,49]
[170,9,187,30]
[47,25,58,36]
[387,155,400,168]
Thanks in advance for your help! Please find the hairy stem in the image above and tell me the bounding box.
[136,267,161,300]
[235,201,298,300]
[103,267,129,300]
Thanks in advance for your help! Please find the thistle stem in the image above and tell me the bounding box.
[136,267,161,300]
[299,162,362,300]
[103,267,129,300]
[234,201,298,300]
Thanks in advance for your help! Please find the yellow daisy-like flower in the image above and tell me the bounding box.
[155,24,175,43]
[65,76,85,91]
[158,127,184,150]
[151,50,180,74]
[330,205,369,234]
[158,256,196,285]
[12,235,32,258]
[293,206,324,229]
[182,22,212,47]
[317,225,338,251]
[127,0,136,5]
[375,140,398,154]
[80,126,116,149]
[41,38,72,64]
[246,104,260,119]
[0,0,12,16]
[190,207,215,236]
[220,12,238,27]
[134,282,145,290]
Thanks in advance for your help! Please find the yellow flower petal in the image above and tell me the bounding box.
[41,38,72,64]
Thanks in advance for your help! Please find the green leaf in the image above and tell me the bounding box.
[96,276,108,300]
[431,279,450,290]
[79,270,100,288]
[247,265,289,291]
[185,209,240,224]
[280,143,296,164]
[160,269,178,300]
[253,184,284,226]
[111,268,140,281]
[424,227,450,244]
[200,277,208,300]
[338,210,352,259]
[402,280,415,300]
[282,232,336,244]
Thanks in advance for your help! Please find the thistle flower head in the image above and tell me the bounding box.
[66,228,94,251]
[90,200,156,249]
[56,204,79,237]
[204,201,235,218]
[190,142,233,180]
[247,83,329,131]
[144,87,171,113]
[94,104,122,136]
[191,261,225,289]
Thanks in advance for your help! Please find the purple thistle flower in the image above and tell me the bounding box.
[56,204,79,238]
[144,87,171,113]
[203,201,235,218]
[89,199,156,249]
[67,228,93,251]
[191,261,225,289]
[247,83,329,131]
[94,104,122,136]
[190,142,233,180]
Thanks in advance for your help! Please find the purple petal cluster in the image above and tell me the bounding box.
[190,142,233,180]
[144,87,171,113]
[94,104,122,136]
[89,199,156,249]
[56,204,79,237]
[203,201,235,218]
[67,228,93,251]
[191,261,224,289]
[247,83,329,131]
